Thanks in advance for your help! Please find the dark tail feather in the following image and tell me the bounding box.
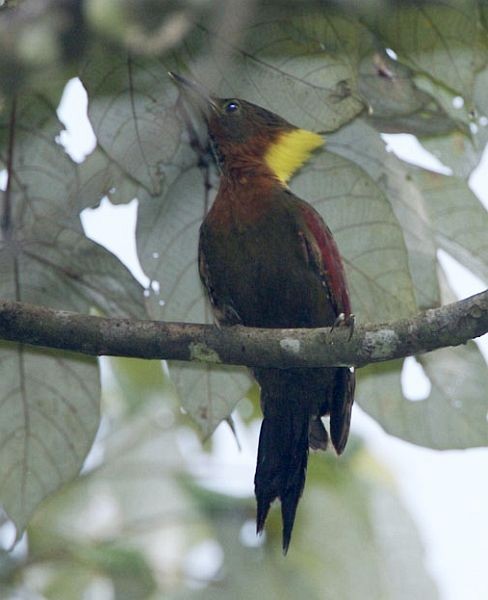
[254,406,309,554]
[280,430,309,554]
[255,418,275,535]
[330,367,355,454]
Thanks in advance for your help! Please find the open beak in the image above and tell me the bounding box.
[168,71,220,119]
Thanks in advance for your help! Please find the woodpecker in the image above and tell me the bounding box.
[170,72,355,553]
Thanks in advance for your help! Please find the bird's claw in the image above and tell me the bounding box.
[330,313,355,341]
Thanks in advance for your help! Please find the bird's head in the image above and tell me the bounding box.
[169,72,324,184]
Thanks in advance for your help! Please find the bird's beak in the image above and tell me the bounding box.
[168,71,220,119]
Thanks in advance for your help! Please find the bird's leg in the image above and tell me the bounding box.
[331,312,355,341]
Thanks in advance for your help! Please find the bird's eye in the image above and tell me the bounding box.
[224,100,240,113]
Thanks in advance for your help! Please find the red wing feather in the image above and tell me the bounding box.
[298,204,351,318]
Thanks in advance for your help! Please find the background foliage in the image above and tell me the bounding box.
[0,0,487,597]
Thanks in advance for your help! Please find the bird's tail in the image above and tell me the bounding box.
[253,377,310,554]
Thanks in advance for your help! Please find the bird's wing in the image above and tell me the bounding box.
[294,198,352,319]
[292,198,355,454]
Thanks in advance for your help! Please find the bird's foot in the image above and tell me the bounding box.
[330,313,355,341]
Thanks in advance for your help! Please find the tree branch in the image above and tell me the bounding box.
[0,290,487,368]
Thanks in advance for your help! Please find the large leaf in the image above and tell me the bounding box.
[182,9,371,132]
[0,345,99,537]
[416,65,488,178]
[0,97,146,318]
[136,167,207,325]
[81,50,184,194]
[327,119,440,310]
[368,0,482,99]
[0,95,146,534]
[413,168,488,283]
[357,342,488,449]
[75,146,142,210]
[292,150,417,321]
[358,50,456,136]
[0,94,82,230]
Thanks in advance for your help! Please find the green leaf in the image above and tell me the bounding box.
[185,9,371,132]
[327,119,440,310]
[4,220,146,318]
[0,345,99,537]
[76,146,142,209]
[413,168,488,282]
[358,343,488,449]
[0,95,146,316]
[165,362,252,438]
[369,0,482,98]
[420,64,488,178]
[82,51,184,194]
[358,50,456,136]
[0,95,146,534]
[292,150,417,321]
[136,167,207,324]
[0,94,83,228]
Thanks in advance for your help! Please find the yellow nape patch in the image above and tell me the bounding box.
[264,128,324,184]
